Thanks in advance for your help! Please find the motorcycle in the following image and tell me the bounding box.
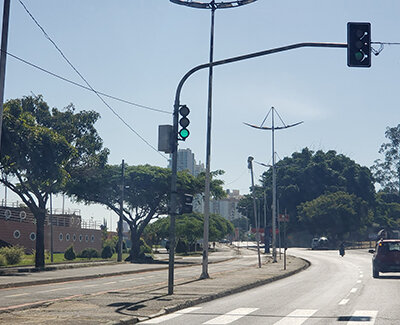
[339,245,345,257]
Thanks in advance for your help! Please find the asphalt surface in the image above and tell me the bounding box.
[0,245,309,324]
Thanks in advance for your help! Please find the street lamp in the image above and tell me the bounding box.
[170,0,258,280]
[244,107,303,262]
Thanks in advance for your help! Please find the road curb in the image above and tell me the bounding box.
[125,257,311,324]
[0,257,237,290]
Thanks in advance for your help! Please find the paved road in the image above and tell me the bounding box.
[140,248,400,324]
[0,246,247,311]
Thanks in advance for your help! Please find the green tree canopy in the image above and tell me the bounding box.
[238,148,376,236]
[0,95,108,267]
[297,191,372,242]
[144,213,234,250]
[66,163,226,260]
[372,124,400,194]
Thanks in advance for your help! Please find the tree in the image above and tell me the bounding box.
[0,95,108,268]
[297,191,372,242]
[145,213,234,252]
[238,148,376,236]
[372,124,400,194]
[66,163,226,261]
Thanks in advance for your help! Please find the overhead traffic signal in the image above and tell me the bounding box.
[347,22,371,68]
[180,193,193,214]
[178,105,190,141]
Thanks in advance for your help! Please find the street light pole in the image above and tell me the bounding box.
[244,107,303,263]
[247,156,261,268]
[170,0,258,280]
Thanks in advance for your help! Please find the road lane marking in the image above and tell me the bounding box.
[119,278,136,282]
[39,287,76,293]
[204,308,258,324]
[273,309,318,325]
[82,284,98,288]
[350,288,358,293]
[347,310,378,324]
[357,280,362,283]
[141,307,202,324]
[5,293,29,298]
[359,274,364,278]
[339,299,349,305]
[104,281,117,285]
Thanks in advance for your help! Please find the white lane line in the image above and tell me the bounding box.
[359,274,364,278]
[141,307,202,324]
[347,310,378,324]
[350,288,358,293]
[82,284,98,288]
[39,287,76,293]
[357,280,362,283]
[273,309,318,325]
[104,281,117,285]
[119,278,136,282]
[5,293,29,298]
[339,299,350,305]
[204,308,258,324]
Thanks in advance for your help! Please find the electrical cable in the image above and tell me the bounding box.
[18,0,169,160]
[4,50,171,115]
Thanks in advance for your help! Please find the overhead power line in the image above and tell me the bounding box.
[5,50,171,115]
[18,0,169,160]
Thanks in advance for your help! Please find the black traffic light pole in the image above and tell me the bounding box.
[168,41,347,295]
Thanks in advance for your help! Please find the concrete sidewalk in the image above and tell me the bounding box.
[0,247,309,324]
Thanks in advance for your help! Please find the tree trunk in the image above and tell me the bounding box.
[35,212,46,268]
[129,228,140,262]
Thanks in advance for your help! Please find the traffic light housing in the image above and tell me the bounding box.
[180,193,193,214]
[347,22,371,68]
[178,105,190,141]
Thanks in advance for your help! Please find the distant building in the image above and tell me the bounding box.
[195,189,245,221]
[0,202,102,253]
[168,148,205,177]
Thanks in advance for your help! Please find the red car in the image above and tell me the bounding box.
[372,239,400,278]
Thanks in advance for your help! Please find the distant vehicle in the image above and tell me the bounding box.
[311,237,330,250]
[371,239,400,278]
[311,238,319,250]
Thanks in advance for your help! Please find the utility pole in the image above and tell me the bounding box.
[0,0,10,153]
[247,156,261,268]
[50,193,54,263]
[117,159,125,262]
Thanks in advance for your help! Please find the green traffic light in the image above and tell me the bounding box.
[354,51,363,61]
[179,129,189,139]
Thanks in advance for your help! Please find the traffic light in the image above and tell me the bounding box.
[180,193,193,214]
[347,22,371,68]
[178,105,190,141]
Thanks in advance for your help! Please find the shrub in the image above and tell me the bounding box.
[64,245,76,261]
[78,248,99,259]
[101,245,113,259]
[0,254,6,266]
[0,246,24,265]
[140,238,152,256]
[175,239,188,254]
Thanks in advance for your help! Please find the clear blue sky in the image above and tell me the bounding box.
[3,0,400,230]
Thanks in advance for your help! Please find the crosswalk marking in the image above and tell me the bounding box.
[141,307,202,324]
[273,309,317,325]
[347,310,378,325]
[203,308,258,324]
